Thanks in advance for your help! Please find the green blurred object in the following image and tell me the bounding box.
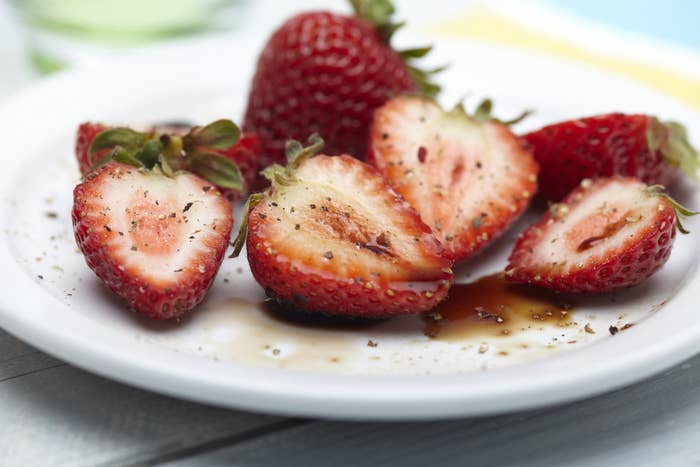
[11,0,248,74]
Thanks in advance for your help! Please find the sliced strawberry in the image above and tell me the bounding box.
[523,113,700,201]
[73,162,233,319]
[368,96,538,262]
[505,177,697,294]
[232,136,453,318]
[74,120,256,199]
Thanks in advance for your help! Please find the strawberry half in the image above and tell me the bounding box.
[368,96,538,262]
[505,177,698,294]
[523,113,700,201]
[73,157,236,320]
[243,0,441,177]
[231,135,453,318]
[75,120,258,199]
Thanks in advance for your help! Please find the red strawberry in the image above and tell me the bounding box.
[73,162,234,319]
[76,122,108,176]
[231,135,453,318]
[243,0,440,177]
[368,96,538,262]
[75,120,257,198]
[523,113,700,201]
[505,177,697,294]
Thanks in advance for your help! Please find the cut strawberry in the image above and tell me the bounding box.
[75,119,258,199]
[368,96,538,262]
[231,135,454,318]
[73,161,234,320]
[523,113,700,201]
[505,177,698,294]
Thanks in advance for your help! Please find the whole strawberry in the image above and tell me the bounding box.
[505,177,698,294]
[243,0,440,176]
[231,135,453,318]
[75,120,259,200]
[524,113,699,201]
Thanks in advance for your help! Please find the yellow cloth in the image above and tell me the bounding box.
[429,12,700,111]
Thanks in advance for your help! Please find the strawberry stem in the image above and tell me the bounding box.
[450,98,532,126]
[230,192,265,258]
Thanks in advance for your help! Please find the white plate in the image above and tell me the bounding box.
[1,35,699,420]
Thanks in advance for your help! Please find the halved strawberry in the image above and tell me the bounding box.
[523,113,700,201]
[505,177,697,294]
[73,161,234,320]
[368,96,538,261]
[231,135,453,318]
[75,120,258,199]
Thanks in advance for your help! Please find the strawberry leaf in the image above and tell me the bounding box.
[89,128,146,155]
[187,119,240,150]
[187,151,243,190]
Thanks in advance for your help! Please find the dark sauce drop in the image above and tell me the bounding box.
[424,273,576,341]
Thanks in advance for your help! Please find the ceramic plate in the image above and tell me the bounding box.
[1,34,699,420]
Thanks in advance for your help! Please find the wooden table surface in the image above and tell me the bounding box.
[3,325,700,467]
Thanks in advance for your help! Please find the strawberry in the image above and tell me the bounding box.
[523,113,700,201]
[243,0,440,177]
[367,96,538,262]
[72,146,239,319]
[231,135,453,318]
[75,120,258,199]
[505,177,698,294]
[76,122,108,176]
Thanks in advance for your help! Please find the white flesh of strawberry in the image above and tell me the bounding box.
[260,156,445,282]
[92,168,229,284]
[530,179,663,274]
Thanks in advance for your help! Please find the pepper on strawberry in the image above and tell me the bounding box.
[231,135,454,318]
[506,177,698,294]
[72,122,242,320]
[368,96,537,262]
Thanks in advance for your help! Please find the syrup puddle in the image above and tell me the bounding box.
[165,274,600,375]
[424,274,577,342]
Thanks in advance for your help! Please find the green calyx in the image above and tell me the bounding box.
[349,0,442,97]
[449,98,532,126]
[646,184,700,234]
[88,119,243,191]
[647,117,700,182]
[229,134,325,258]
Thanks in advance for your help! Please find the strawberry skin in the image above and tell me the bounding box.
[506,177,679,293]
[73,162,233,319]
[524,113,699,201]
[244,152,453,318]
[243,6,435,172]
[76,122,108,175]
[368,96,538,262]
